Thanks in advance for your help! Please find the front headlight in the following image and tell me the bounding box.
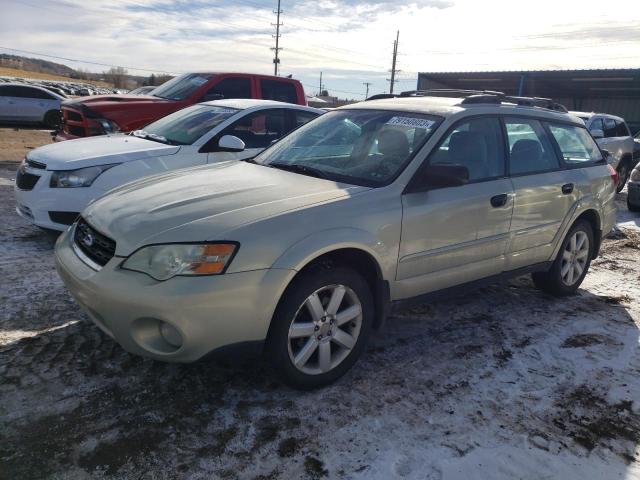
[121,243,239,281]
[50,164,119,188]
[630,168,640,183]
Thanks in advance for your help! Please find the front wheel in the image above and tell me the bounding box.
[616,162,630,193]
[266,266,374,390]
[44,110,61,130]
[532,220,594,296]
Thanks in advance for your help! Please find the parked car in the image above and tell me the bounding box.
[0,83,64,128]
[55,91,617,389]
[628,164,640,212]
[129,86,156,95]
[56,73,308,141]
[633,130,640,164]
[571,111,634,192]
[15,100,322,231]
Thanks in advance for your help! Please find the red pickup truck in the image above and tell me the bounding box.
[56,73,307,141]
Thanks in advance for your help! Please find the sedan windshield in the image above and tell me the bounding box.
[152,73,214,101]
[255,109,441,186]
[140,105,239,145]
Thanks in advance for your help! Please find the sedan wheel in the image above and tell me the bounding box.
[288,284,363,375]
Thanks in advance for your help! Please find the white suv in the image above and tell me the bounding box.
[571,111,634,192]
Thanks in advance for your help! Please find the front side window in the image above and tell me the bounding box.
[206,77,251,100]
[603,118,617,138]
[429,117,505,181]
[139,104,239,145]
[256,109,440,187]
[547,123,603,165]
[295,110,319,128]
[151,73,215,101]
[260,79,297,103]
[588,118,604,133]
[504,118,559,175]
[220,109,287,149]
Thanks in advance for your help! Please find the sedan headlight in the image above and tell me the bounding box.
[630,168,640,183]
[121,243,238,281]
[50,164,119,188]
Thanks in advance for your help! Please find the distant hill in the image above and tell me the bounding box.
[0,54,77,77]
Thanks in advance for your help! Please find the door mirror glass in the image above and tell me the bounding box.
[218,135,245,152]
[421,164,469,190]
[590,128,604,139]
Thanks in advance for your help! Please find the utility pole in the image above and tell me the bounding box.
[363,82,372,99]
[389,30,400,94]
[319,72,323,95]
[271,0,283,76]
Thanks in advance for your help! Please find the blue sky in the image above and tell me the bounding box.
[1,0,639,98]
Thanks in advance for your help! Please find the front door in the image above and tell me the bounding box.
[397,116,513,299]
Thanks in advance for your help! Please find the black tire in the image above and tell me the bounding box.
[628,198,640,213]
[532,220,594,296]
[616,161,630,193]
[265,265,374,390]
[44,110,61,129]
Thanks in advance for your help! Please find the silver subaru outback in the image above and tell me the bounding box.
[55,91,617,389]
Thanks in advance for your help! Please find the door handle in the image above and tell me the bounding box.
[561,183,574,194]
[490,193,508,208]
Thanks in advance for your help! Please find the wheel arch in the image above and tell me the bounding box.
[567,209,603,259]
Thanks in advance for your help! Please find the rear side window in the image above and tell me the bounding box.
[430,117,505,182]
[504,118,559,175]
[547,124,603,165]
[294,110,319,129]
[603,118,617,138]
[260,79,297,103]
[615,120,629,137]
[207,77,252,99]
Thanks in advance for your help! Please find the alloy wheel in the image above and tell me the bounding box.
[560,231,590,286]
[287,284,363,375]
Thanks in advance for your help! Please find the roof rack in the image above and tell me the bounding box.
[365,89,568,113]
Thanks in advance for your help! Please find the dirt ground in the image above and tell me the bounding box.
[1,135,640,479]
[0,126,54,163]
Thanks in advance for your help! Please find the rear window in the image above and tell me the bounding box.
[547,124,603,165]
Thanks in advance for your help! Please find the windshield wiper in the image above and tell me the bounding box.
[131,130,179,145]
[269,162,330,180]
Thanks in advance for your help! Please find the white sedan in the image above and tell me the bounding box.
[14,99,322,230]
[0,83,65,128]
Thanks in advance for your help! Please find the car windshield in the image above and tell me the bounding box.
[138,104,240,145]
[255,109,441,187]
[152,73,214,100]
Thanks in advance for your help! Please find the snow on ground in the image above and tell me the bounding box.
[1,163,640,480]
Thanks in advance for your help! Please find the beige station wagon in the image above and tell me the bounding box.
[55,90,618,389]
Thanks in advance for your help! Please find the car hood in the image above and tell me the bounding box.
[62,94,170,108]
[82,161,370,256]
[28,135,180,170]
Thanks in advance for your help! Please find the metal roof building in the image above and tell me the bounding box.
[417,69,640,133]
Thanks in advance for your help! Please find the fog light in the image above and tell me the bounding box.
[159,321,183,348]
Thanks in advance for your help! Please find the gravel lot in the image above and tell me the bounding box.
[1,158,640,479]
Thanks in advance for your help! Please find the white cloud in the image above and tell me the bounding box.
[1,0,638,98]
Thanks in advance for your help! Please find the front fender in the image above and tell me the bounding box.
[271,227,394,281]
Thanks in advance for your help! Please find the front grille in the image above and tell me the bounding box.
[16,168,40,190]
[49,211,80,226]
[67,110,83,122]
[74,218,116,267]
[26,159,46,169]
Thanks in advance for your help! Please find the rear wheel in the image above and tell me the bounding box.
[266,266,373,390]
[616,161,630,193]
[44,110,61,130]
[532,220,594,296]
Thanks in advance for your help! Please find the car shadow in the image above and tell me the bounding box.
[1,274,638,479]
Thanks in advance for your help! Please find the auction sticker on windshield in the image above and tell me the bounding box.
[386,116,435,129]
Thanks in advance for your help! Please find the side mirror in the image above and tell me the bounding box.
[202,93,224,102]
[419,164,470,190]
[590,128,604,139]
[217,135,245,152]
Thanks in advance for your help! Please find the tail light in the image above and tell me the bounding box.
[607,164,619,187]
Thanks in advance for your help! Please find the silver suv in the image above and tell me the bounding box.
[55,91,618,389]
[570,111,635,192]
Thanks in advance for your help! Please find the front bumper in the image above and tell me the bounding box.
[54,228,295,362]
[14,169,96,231]
[628,181,640,208]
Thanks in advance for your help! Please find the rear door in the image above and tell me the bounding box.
[0,86,21,120]
[505,117,592,270]
[398,116,514,297]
